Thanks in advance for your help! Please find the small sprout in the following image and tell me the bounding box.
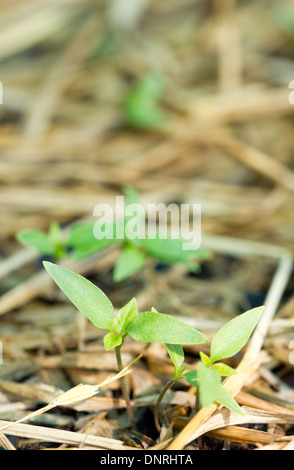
[184,306,264,416]
[113,297,138,336]
[43,261,208,429]
[16,222,67,259]
[43,262,263,430]
[124,73,169,130]
[16,186,211,283]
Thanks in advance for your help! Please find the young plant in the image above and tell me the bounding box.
[16,219,114,262]
[18,186,211,284]
[153,306,264,432]
[43,261,208,429]
[16,221,67,259]
[123,73,169,130]
[184,306,265,416]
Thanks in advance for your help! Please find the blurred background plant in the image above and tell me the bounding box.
[16,186,211,282]
[0,0,294,450]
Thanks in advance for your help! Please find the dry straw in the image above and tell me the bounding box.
[0,364,133,435]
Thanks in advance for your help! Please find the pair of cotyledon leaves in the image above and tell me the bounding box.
[164,306,264,416]
[17,222,211,283]
[44,261,263,415]
[16,185,211,283]
[43,261,207,346]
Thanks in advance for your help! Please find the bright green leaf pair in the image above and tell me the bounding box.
[43,262,208,350]
[16,221,112,261]
[17,186,211,284]
[186,306,264,416]
[164,306,264,416]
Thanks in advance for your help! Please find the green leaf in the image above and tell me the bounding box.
[197,365,244,415]
[114,297,138,334]
[197,363,221,408]
[48,222,62,245]
[43,262,114,330]
[103,332,122,351]
[113,245,146,282]
[210,306,264,363]
[184,370,198,388]
[70,240,114,261]
[124,73,168,130]
[215,384,245,416]
[123,185,139,207]
[68,222,114,249]
[16,229,55,255]
[67,222,96,247]
[166,344,184,375]
[211,363,236,377]
[141,236,210,272]
[48,222,66,258]
[199,351,211,368]
[125,311,208,345]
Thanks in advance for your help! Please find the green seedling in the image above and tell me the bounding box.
[16,221,67,259]
[16,220,115,262]
[153,306,264,431]
[17,186,211,283]
[184,306,265,416]
[43,261,208,429]
[124,73,169,130]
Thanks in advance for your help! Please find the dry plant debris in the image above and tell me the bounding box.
[0,0,293,451]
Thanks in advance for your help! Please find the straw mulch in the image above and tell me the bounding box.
[0,0,294,450]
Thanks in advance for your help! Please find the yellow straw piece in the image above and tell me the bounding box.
[0,366,133,433]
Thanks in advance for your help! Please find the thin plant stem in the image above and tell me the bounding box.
[195,386,200,414]
[154,377,176,433]
[195,386,203,449]
[114,344,136,430]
